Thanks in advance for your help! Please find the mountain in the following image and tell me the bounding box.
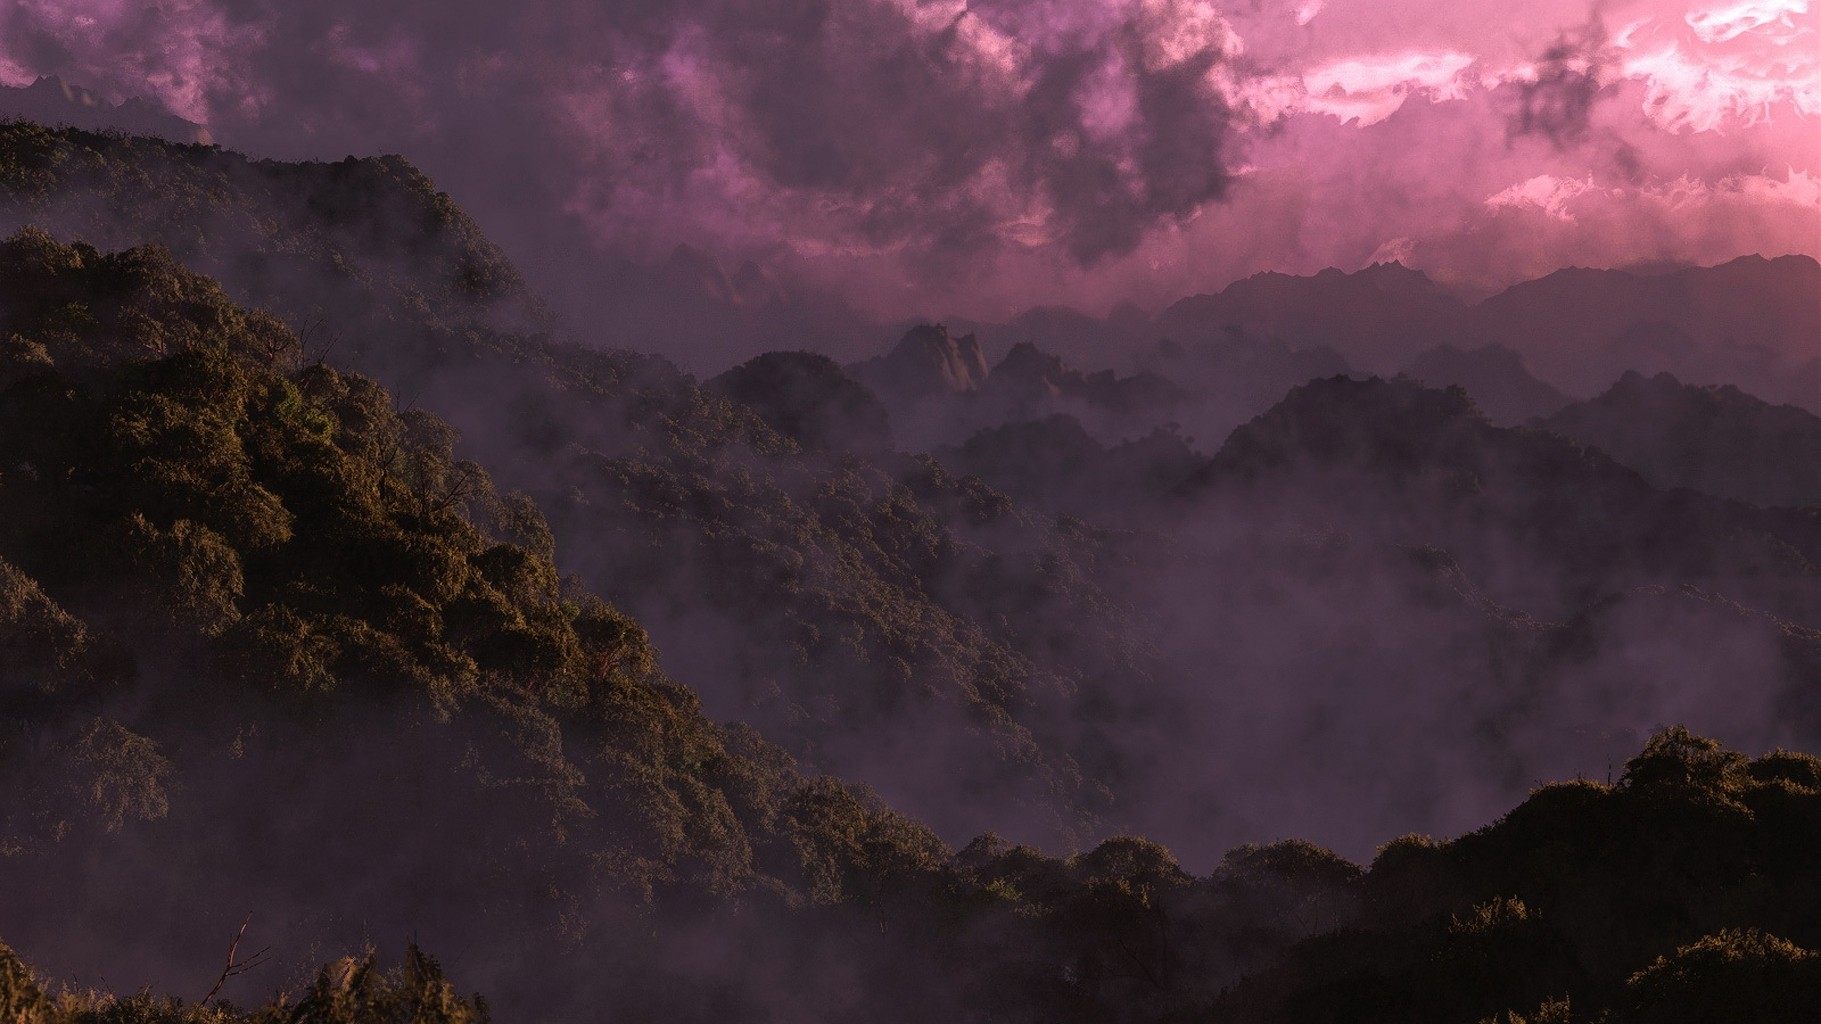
[951,301,1159,373]
[0,230,947,1017]
[928,374,1821,861]
[1194,375,1821,621]
[1156,261,1464,373]
[1543,371,1821,509]
[847,322,991,399]
[2,115,1821,1022]
[0,77,212,144]
[7,119,1815,871]
[1141,255,1821,415]
[844,323,997,449]
[1402,342,1572,424]
[982,341,1186,419]
[1469,255,1821,411]
[937,416,1207,525]
[705,350,894,453]
[10,708,1821,1024]
[1135,328,1356,446]
[0,121,1161,852]
[0,119,545,370]
[841,328,1191,452]
[921,253,1818,455]
[4,287,1818,1020]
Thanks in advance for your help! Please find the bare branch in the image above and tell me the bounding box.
[201,911,271,1005]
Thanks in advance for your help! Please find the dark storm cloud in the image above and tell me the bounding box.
[1024,39,1234,262]
[0,0,1240,273]
[1508,13,1614,147]
[1502,12,1647,187]
[4,0,1808,337]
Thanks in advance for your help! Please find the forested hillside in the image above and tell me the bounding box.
[0,230,953,1015]
[0,121,1165,847]
[1,116,1818,1022]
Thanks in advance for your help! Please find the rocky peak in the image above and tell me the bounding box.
[859,323,990,396]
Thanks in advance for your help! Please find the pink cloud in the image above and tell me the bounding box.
[1486,174,1602,221]
[1684,0,1811,43]
[0,0,1811,326]
[6,0,262,123]
[1299,50,1477,124]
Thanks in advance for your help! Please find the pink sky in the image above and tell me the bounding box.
[0,0,1815,318]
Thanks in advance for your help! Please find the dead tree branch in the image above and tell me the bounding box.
[201,911,271,1005]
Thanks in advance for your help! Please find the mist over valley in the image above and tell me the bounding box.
[0,0,1818,1016]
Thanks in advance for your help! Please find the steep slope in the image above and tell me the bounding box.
[1210,730,1821,1023]
[0,231,949,1017]
[0,122,1160,851]
[1543,371,1821,509]
[0,942,491,1024]
[846,322,990,400]
[704,350,894,453]
[11,728,1819,1023]
[0,124,1819,1024]
[5,118,1814,894]
[0,119,546,394]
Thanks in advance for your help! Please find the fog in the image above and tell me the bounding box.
[0,1,1815,1017]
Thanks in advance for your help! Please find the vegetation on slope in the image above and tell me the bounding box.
[0,119,1816,1021]
[4,721,1819,1022]
[0,121,1159,845]
[0,228,948,1014]
[0,942,489,1024]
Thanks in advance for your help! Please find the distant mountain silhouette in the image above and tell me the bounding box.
[938,415,1206,523]
[840,328,1194,452]
[1138,328,1354,433]
[958,301,1157,371]
[1401,342,1571,424]
[1469,255,1821,410]
[0,76,211,144]
[1196,376,1821,620]
[1543,371,1821,509]
[983,341,1185,418]
[1156,261,1463,372]
[664,243,788,308]
[1068,255,1820,416]
[816,256,1815,462]
[705,350,893,453]
[847,323,990,400]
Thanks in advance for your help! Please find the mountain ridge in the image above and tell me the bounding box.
[2,113,1819,1022]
